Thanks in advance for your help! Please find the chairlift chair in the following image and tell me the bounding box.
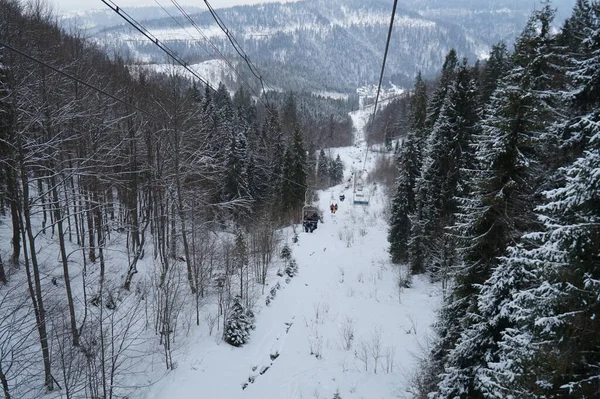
[353,184,370,206]
[302,205,320,233]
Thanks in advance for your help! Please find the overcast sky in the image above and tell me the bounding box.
[50,0,299,13]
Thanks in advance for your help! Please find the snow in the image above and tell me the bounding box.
[313,91,350,100]
[131,59,237,86]
[0,108,440,399]
[139,120,440,399]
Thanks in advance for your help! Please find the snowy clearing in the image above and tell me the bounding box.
[141,143,441,399]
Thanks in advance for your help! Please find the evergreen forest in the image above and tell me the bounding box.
[385,0,600,397]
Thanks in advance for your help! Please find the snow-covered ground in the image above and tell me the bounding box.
[143,142,440,399]
[129,59,237,88]
[0,108,439,399]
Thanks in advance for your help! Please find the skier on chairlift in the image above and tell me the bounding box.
[303,210,319,233]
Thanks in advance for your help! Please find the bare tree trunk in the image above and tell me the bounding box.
[69,166,81,246]
[85,191,96,262]
[123,203,150,291]
[94,191,106,293]
[0,253,6,285]
[18,159,53,392]
[62,175,73,242]
[0,363,10,399]
[127,119,140,253]
[169,202,176,259]
[50,173,79,346]
[36,173,48,234]
[5,165,20,266]
[175,169,195,294]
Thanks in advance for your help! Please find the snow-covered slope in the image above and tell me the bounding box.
[0,102,439,399]
[142,127,441,399]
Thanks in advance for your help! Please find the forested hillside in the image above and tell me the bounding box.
[86,0,577,93]
[0,0,354,397]
[384,0,600,396]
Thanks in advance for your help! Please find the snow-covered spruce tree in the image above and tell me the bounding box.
[388,135,418,264]
[280,91,299,137]
[279,126,307,218]
[558,0,600,160]
[414,59,479,280]
[223,127,250,201]
[410,51,458,274]
[429,4,564,398]
[479,42,512,107]
[411,71,429,156]
[425,49,458,130]
[285,258,299,278]
[389,72,427,273]
[330,154,344,185]
[223,295,255,347]
[280,147,296,214]
[504,138,600,398]
[480,3,600,396]
[289,127,308,214]
[482,107,600,397]
[0,46,18,275]
[316,149,330,187]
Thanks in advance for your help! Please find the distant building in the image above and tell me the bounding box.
[356,84,405,110]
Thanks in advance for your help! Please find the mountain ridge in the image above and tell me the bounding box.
[73,0,576,92]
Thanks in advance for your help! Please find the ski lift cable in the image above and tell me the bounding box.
[0,40,157,119]
[153,0,214,58]
[202,1,263,82]
[361,0,399,172]
[101,0,216,92]
[168,0,269,108]
[203,0,273,106]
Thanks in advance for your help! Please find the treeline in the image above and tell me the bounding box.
[0,0,348,397]
[385,0,600,397]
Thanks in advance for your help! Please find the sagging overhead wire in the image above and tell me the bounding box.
[153,0,214,58]
[0,40,156,119]
[167,0,267,106]
[362,0,399,172]
[203,0,271,104]
[101,0,216,92]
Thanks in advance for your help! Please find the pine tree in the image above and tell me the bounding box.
[329,154,344,185]
[559,0,600,159]
[223,295,254,347]
[409,51,458,274]
[284,127,307,214]
[413,59,479,277]
[281,91,299,137]
[479,42,511,107]
[316,149,330,187]
[411,71,429,151]
[280,147,295,214]
[430,4,562,398]
[388,135,418,264]
[484,4,600,396]
[222,129,251,205]
[426,49,458,129]
[306,141,318,185]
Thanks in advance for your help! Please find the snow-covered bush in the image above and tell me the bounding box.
[280,244,292,262]
[223,296,255,347]
[285,258,299,277]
